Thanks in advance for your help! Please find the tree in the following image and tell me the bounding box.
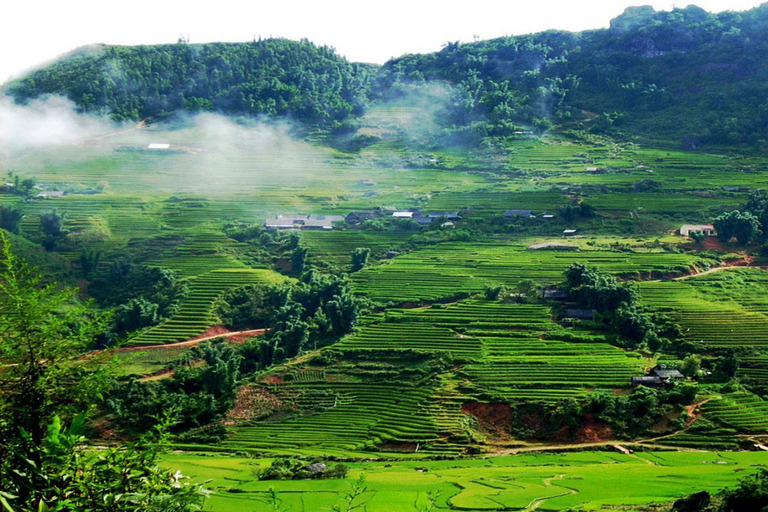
[0,233,207,510]
[681,354,702,377]
[291,245,309,275]
[0,206,24,235]
[78,248,101,277]
[350,247,370,272]
[718,468,768,511]
[40,210,66,251]
[39,210,65,238]
[0,232,105,451]
[713,210,762,244]
[689,230,705,243]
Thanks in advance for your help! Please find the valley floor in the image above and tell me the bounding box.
[164,450,768,511]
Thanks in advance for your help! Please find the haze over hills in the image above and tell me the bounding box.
[5,3,768,150]
[5,4,768,511]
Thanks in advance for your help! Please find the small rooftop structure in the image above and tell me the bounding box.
[631,376,664,387]
[562,229,578,237]
[648,364,684,381]
[426,211,461,220]
[393,211,415,218]
[679,224,715,237]
[505,209,533,218]
[632,364,684,387]
[413,216,434,225]
[345,212,380,225]
[37,190,65,198]
[147,143,170,150]
[303,215,345,230]
[302,463,327,474]
[264,214,343,231]
[542,286,568,300]
[542,214,555,219]
[528,242,579,251]
[564,309,596,320]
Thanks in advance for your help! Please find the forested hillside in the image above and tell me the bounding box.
[5,39,374,130]
[383,4,768,148]
[7,5,768,148]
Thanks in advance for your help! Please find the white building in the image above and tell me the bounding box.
[680,224,716,237]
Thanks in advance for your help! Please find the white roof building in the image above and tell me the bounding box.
[392,211,414,218]
[147,143,171,150]
[680,224,715,237]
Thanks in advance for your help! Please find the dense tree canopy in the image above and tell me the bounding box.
[8,5,768,148]
[7,40,373,131]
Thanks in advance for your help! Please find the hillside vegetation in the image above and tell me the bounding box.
[8,5,768,148]
[6,39,373,130]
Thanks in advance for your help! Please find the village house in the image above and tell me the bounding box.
[392,211,415,218]
[413,216,434,225]
[631,364,684,387]
[37,190,66,198]
[426,211,461,221]
[564,308,596,320]
[345,211,380,225]
[541,286,568,300]
[648,364,684,381]
[679,224,715,237]
[505,209,533,218]
[147,143,171,150]
[264,214,344,231]
[562,229,578,237]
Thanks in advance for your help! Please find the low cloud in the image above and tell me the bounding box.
[0,95,119,157]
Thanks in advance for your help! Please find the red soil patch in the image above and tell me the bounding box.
[700,236,730,251]
[190,325,231,340]
[462,402,513,437]
[263,375,284,384]
[574,415,613,443]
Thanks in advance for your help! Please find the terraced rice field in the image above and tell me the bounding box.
[129,268,287,345]
[221,382,445,455]
[300,230,413,266]
[353,242,705,303]
[639,269,768,351]
[343,300,647,403]
[702,392,768,433]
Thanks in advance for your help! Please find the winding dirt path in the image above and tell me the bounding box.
[83,328,267,359]
[114,328,267,353]
[672,264,763,281]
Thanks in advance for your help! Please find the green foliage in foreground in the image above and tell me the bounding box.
[0,234,207,510]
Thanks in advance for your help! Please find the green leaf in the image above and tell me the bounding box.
[0,493,16,512]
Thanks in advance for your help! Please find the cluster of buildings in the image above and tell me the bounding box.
[263,210,462,231]
[264,214,346,231]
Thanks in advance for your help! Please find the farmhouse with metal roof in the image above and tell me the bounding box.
[679,224,715,237]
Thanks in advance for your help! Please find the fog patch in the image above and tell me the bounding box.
[358,82,452,143]
[0,95,120,157]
